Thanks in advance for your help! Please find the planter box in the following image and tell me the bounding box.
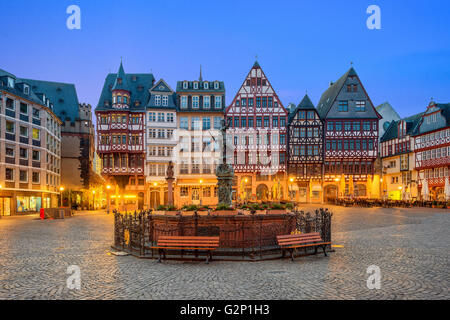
[181,211,196,216]
[154,210,166,215]
[256,210,267,215]
[164,211,179,216]
[267,210,286,215]
[213,210,238,216]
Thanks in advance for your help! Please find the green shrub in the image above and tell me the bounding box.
[156,205,166,211]
[270,203,284,210]
[216,203,233,210]
[166,205,177,211]
[182,204,198,211]
[285,203,294,210]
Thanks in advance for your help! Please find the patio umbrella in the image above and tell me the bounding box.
[339,174,346,197]
[444,177,450,201]
[348,175,354,198]
[421,179,429,201]
[366,175,373,199]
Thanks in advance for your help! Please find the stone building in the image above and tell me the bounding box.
[0,68,62,215]
[22,79,103,209]
[174,72,225,207]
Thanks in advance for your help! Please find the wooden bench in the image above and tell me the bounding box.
[277,232,331,261]
[151,236,220,264]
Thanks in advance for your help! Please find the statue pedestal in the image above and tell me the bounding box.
[166,177,175,206]
[216,164,234,206]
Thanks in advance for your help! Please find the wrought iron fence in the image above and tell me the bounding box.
[113,208,332,260]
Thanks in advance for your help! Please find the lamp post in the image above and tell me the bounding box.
[199,179,203,206]
[106,185,111,214]
[92,190,96,210]
[59,186,64,207]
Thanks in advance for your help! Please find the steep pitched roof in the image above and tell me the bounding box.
[20,78,80,122]
[380,112,424,142]
[316,68,355,118]
[96,66,155,112]
[111,61,129,91]
[289,94,317,122]
[147,79,177,109]
[436,103,450,125]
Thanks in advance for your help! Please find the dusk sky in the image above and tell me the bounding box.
[1,0,449,118]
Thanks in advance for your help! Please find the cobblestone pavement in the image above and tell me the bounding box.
[0,206,448,300]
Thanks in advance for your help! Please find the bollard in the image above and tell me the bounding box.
[40,208,45,220]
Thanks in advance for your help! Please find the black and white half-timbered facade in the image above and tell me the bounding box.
[287,94,324,203]
[225,61,289,201]
[317,67,382,202]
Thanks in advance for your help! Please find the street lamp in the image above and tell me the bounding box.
[92,190,96,210]
[106,185,111,214]
[59,186,64,207]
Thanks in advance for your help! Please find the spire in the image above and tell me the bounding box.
[112,60,129,91]
[199,65,203,82]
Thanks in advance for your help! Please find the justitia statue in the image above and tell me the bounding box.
[215,119,234,206]
[166,161,175,206]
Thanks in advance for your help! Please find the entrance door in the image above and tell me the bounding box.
[298,188,307,203]
[138,192,144,210]
[324,185,338,203]
[0,198,11,216]
[150,190,160,209]
[192,187,200,205]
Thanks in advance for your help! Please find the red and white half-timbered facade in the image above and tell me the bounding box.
[95,62,153,210]
[225,61,288,201]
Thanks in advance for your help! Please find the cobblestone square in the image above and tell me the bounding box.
[0,206,448,300]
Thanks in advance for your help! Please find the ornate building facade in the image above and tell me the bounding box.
[0,68,62,215]
[225,61,288,202]
[95,63,152,211]
[145,79,177,209]
[380,113,423,200]
[287,94,324,203]
[174,74,225,206]
[414,101,450,200]
[317,67,382,202]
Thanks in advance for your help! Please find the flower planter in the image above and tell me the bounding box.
[153,210,166,215]
[256,210,266,215]
[266,209,286,215]
[213,210,238,216]
[164,211,179,216]
[181,211,196,216]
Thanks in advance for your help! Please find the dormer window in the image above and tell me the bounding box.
[193,82,198,89]
[155,95,161,106]
[104,100,110,107]
[162,95,168,106]
[7,77,14,88]
[214,81,219,90]
[24,85,29,95]
[204,82,209,89]
[135,100,140,107]
[117,78,123,85]
[183,81,188,89]
[131,75,137,82]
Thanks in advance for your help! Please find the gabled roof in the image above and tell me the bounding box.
[380,112,424,142]
[147,79,176,110]
[96,63,155,112]
[434,103,450,125]
[289,94,317,122]
[20,78,80,122]
[111,61,129,91]
[316,68,355,118]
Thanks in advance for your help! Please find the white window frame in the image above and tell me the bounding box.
[181,96,188,109]
[162,95,168,106]
[215,96,222,109]
[204,82,209,89]
[192,96,200,109]
[155,95,161,106]
[214,81,219,89]
[203,96,210,109]
[193,82,198,89]
[183,81,188,89]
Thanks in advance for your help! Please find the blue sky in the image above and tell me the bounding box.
[1,0,449,118]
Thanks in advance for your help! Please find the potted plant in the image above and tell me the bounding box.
[197,205,210,216]
[267,203,286,214]
[154,205,167,215]
[213,203,238,216]
[181,204,198,216]
[238,204,251,215]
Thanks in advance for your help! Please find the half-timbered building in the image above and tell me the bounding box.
[380,112,423,200]
[95,62,153,211]
[287,94,324,203]
[225,61,289,201]
[317,67,382,202]
[413,101,450,200]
